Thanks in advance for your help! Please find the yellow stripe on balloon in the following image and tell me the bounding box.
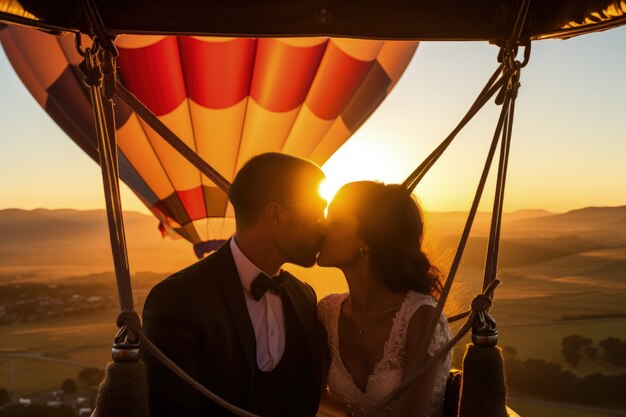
[282,103,334,156]
[115,34,167,49]
[309,117,352,164]
[138,100,201,190]
[117,113,175,199]
[189,99,245,185]
[234,98,300,174]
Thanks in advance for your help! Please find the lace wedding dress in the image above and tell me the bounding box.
[318,292,452,417]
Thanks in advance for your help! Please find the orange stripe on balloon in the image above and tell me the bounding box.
[179,37,256,109]
[339,61,391,132]
[250,38,327,112]
[5,26,68,89]
[57,33,91,66]
[117,37,187,116]
[306,42,373,120]
[331,39,384,61]
[376,41,419,86]
[0,28,48,106]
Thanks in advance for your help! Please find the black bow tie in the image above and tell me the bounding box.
[250,271,289,301]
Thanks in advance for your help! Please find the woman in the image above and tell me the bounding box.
[317,181,452,417]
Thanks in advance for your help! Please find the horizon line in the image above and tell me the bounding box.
[2,204,626,216]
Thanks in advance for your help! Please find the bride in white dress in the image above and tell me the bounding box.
[316,181,452,417]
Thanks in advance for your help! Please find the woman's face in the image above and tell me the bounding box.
[316,196,366,267]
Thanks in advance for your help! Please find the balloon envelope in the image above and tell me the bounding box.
[0,25,417,253]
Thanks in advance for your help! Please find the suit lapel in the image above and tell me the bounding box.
[283,275,323,404]
[283,275,317,355]
[215,242,257,376]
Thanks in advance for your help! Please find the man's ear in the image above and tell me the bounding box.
[265,202,287,227]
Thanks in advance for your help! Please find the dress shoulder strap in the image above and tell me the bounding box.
[374,292,440,374]
[318,293,348,358]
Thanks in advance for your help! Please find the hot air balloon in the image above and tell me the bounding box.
[0,25,417,256]
[1,2,625,417]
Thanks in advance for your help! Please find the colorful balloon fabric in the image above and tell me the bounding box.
[0,25,417,254]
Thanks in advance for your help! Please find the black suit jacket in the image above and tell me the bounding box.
[142,241,326,417]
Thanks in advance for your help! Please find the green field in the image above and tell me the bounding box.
[498,319,626,375]
[1,242,624,404]
[508,398,626,417]
[0,307,117,394]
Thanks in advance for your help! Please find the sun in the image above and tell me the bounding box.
[318,137,409,203]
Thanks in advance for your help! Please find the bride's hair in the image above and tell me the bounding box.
[336,181,442,298]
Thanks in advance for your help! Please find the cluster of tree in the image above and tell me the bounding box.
[60,379,77,395]
[0,404,75,417]
[503,346,626,408]
[0,389,8,407]
[0,282,114,325]
[0,271,168,326]
[598,337,626,367]
[78,367,105,389]
[561,334,626,367]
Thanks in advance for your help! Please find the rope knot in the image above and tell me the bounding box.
[79,50,103,88]
[470,278,501,312]
[471,294,493,312]
[117,310,142,331]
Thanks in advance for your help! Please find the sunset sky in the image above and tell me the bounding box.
[1,26,625,216]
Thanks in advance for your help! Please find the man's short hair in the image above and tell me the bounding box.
[228,153,325,227]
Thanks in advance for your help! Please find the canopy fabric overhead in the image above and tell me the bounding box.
[1,0,625,41]
[0,24,417,246]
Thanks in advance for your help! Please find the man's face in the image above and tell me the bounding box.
[274,187,327,267]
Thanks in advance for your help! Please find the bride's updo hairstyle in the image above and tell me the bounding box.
[336,181,442,298]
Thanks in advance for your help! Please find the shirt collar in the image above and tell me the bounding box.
[230,237,280,292]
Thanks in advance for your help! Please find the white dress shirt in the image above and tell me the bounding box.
[230,238,286,371]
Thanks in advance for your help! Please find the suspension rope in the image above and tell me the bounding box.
[76,3,259,413]
[82,46,134,314]
[369,1,531,414]
[115,317,259,417]
[370,48,521,415]
[419,82,513,365]
[114,81,231,193]
[375,65,511,221]
[81,46,261,417]
[400,64,505,194]
[483,72,519,290]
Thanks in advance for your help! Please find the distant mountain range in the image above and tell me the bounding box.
[426,206,626,239]
[0,206,624,279]
[0,208,194,277]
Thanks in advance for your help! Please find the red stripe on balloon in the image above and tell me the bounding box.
[306,43,373,120]
[250,39,327,113]
[179,37,257,109]
[177,187,208,221]
[117,37,187,116]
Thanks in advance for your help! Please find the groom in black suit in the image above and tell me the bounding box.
[142,153,328,417]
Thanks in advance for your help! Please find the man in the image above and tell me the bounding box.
[142,153,328,417]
